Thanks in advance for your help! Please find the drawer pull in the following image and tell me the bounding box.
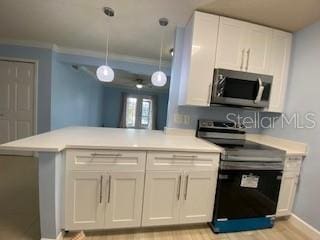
[184,175,189,200]
[172,155,197,159]
[99,176,103,204]
[91,153,122,158]
[177,175,182,200]
[107,175,112,203]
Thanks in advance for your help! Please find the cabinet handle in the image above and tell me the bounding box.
[177,175,182,200]
[207,83,212,105]
[172,154,197,159]
[107,175,111,203]
[246,49,251,71]
[99,176,103,204]
[240,48,245,70]
[184,175,189,200]
[91,153,122,157]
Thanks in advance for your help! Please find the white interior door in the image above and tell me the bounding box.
[0,60,35,151]
[180,171,217,224]
[105,172,144,228]
[142,171,181,226]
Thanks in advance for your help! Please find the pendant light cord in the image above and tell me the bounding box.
[105,22,110,65]
[159,26,164,71]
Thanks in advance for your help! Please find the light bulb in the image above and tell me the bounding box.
[151,71,167,87]
[136,84,143,89]
[96,65,114,82]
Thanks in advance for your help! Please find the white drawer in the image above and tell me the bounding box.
[146,151,219,171]
[66,149,146,171]
[284,156,302,173]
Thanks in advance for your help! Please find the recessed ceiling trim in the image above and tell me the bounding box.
[0,38,171,67]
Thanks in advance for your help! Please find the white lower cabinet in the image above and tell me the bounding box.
[105,172,144,228]
[277,172,299,217]
[179,171,217,224]
[142,171,217,226]
[142,171,181,226]
[65,171,144,230]
[64,150,219,230]
[276,156,303,217]
[65,171,105,230]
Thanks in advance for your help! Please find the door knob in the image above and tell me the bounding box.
[0,113,4,117]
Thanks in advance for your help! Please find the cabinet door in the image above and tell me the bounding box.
[105,172,144,228]
[142,172,182,226]
[179,12,219,106]
[180,171,217,224]
[266,30,292,112]
[65,171,105,230]
[276,172,298,217]
[246,24,273,74]
[215,17,248,71]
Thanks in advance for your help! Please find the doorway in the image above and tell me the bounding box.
[0,59,36,150]
[0,59,40,239]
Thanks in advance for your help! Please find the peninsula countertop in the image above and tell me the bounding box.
[0,127,223,153]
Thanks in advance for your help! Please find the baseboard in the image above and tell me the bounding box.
[288,214,320,240]
[41,231,64,240]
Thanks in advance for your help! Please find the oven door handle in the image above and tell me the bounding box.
[220,161,284,171]
[254,78,265,104]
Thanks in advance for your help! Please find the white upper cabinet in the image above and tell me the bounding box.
[266,30,292,113]
[246,24,273,74]
[216,17,273,74]
[215,17,248,71]
[179,11,219,106]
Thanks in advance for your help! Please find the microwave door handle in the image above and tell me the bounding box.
[254,78,265,103]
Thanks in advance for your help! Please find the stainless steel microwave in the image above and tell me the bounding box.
[211,69,273,108]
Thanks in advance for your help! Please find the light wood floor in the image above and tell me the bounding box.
[64,220,311,240]
[0,155,40,240]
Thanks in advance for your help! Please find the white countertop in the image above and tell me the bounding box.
[165,128,308,156]
[247,134,308,156]
[0,127,223,153]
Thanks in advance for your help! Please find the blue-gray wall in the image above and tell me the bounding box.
[262,20,320,230]
[51,60,104,129]
[0,44,171,132]
[167,28,261,132]
[0,44,53,133]
[103,86,169,130]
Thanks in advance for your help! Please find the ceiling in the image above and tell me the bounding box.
[1,0,320,62]
[77,65,170,92]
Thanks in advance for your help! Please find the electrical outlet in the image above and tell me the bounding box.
[183,115,191,125]
[174,113,184,124]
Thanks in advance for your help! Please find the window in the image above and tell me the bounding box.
[125,95,153,129]
[125,97,137,128]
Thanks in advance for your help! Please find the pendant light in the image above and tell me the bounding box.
[96,7,115,82]
[151,18,168,87]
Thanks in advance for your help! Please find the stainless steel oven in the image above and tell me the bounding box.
[196,120,286,233]
[211,69,273,108]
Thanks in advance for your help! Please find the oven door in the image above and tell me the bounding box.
[211,69,273,108]
[213,162,282,221]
